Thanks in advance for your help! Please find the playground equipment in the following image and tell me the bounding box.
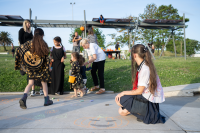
[0,9,187,60]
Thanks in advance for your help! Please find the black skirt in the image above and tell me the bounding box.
[120,95,165,124]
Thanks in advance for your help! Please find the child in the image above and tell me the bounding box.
[70,52,85,98]
[15,28,53,109]
[99,15,104,24]
[115,44,165,124]
[49,36,66,95]
[79,56,92,94]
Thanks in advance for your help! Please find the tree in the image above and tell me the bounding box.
[0,31,13,51]
[69,28,106,48]
[139,3,158,44]
[185,39,200,56]
[107,15,137,48]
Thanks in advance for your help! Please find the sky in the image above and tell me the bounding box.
[0,0,199,51]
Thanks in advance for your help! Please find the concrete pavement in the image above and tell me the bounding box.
[0,93,200,133]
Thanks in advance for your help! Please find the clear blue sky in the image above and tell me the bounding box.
[0,0,199,50]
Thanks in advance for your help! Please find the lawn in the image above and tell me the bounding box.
[0,54,200,92]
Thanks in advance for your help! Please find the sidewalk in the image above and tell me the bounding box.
[0,93,200,133]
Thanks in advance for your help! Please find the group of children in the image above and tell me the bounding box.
[49,36,91,97]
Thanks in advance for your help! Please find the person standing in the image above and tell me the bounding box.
[151,42,155,55]
[72,32,82,53]
[115,42,120,59]
[18,20,42,96]
[81,38,106,94]
[15,28,53,109]
[87,28,98,44]
[49,36,66,95]
[18,20,33,45]
[11,43,15,58]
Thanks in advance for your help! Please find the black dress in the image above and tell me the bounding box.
[49,46,65,95]
[18,28,33,45]
[120,95,165,124]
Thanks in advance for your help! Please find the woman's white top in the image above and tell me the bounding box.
[89,43,105,62]
[138,61,165,103]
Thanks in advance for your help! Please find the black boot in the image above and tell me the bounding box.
[19,93,27,109]
[44,96,53,106]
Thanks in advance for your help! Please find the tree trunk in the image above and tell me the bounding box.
[162,45,165,56]
[3,42,7,51]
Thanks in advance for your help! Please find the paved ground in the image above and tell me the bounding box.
[0,93,200,133]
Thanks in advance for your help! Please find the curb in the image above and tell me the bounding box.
[0,91,114,95]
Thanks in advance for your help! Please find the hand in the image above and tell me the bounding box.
[51,59,54,62]
[115,92,124,103]
[61,57,64,62]
[83,62,88,66]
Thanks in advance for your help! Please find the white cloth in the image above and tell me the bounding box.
[139,64,165,103]
[88,43,105,62]
[50,46,65,52]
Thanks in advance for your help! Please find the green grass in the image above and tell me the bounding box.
[0,54,200,92]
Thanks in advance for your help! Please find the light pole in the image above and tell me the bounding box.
[70,2,75,20]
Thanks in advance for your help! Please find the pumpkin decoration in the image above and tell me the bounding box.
[74,116,129,129]
[112,57,115,60]
[115,49,117,51]
[80,26,84,31]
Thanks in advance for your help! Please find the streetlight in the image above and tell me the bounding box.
[70,2,75,20]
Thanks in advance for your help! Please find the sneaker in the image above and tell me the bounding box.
[39,90,44,95]
[85,88,89,94]
[55,92,60,95]
[30,90,35,96]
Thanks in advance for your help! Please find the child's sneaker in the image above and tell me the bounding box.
[85,88,89,94]
[30,90,35,96]
[40,90,44,95]
[55,92,60,95]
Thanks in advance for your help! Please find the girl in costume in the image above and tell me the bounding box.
[70,52,85,98]
[49,36,66,95]
[15,28,53,109]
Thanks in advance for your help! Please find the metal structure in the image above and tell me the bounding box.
[70,2,75,20]
[0,8,187,60]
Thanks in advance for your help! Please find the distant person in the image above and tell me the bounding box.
[99,15,104,24]
[115,44,165,124]
[11,43,15,57]
[115,42,120,59]
[72,32,82,53]
[15,28,53,109]
[151,42,155,55]
[87,28,98,44]
[49,36,66,95]
[18,20,33,45]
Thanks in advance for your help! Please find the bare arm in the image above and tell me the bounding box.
[115,86,145,103]
[83,54,97,66]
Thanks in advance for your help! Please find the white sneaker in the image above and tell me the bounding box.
[55,92,60,95]
[39,90,44,95]
[30,90,36,96]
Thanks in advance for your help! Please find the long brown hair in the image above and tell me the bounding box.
[31,28,49,57]
[71,52,82,65]
[88,28,94,35]
[131,44,157,94]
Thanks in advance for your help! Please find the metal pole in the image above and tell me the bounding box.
[132,17,139,47]
[159,34,171,58]
[72,4,73,20]
[29,8,32,21]
[84,10,86,38]
[172,34,176,58]
[35,16,37,29]
[183,13,186,60]
[139,29,155,60]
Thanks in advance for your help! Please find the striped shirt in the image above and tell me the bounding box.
[87,34,97,44]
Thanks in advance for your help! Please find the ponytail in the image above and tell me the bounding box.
[131,44,157,95]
